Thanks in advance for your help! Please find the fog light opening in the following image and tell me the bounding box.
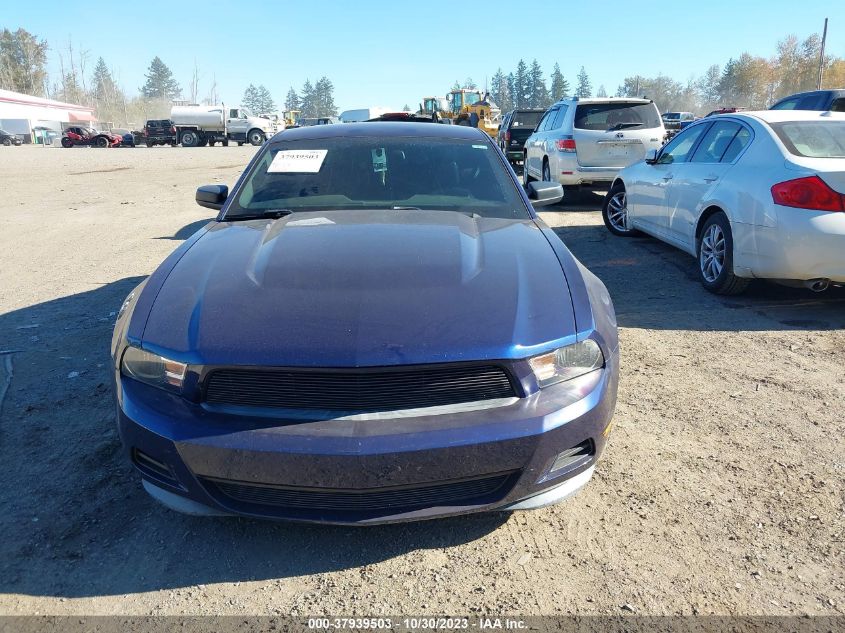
[540,440,594,483]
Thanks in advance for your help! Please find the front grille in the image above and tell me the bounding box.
[203,364,517,412]
[202,471,517,512]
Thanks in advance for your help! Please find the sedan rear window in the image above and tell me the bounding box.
[575,103,662,131]
[770,121,845,158]
[228,135,530,219]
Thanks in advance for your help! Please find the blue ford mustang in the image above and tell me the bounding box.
[111,122,619,524]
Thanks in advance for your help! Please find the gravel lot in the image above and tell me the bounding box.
[1,145,843,617]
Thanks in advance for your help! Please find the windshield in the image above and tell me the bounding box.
[663,112,681,120]
[226,135,529,220]
[575,102,662,131]
[511,111,544,128]
[770,121,845,158]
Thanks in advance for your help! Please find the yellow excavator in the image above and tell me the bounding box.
[418,89,501,138]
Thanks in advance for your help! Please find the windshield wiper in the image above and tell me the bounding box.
[226,209,296,221]
[608,122,644,131]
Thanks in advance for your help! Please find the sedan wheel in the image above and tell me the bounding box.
[696,212,750,295]
[699,223,725,283]
[601,182,639,237]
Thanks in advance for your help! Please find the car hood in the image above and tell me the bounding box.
[141,210,576,367]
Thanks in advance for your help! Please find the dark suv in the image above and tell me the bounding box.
[770,89,845,112]
[498,109,545,163]
[143,119,177,147]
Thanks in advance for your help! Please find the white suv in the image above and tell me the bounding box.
[523,97,666,190]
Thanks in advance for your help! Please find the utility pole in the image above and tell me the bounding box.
[817,17,828,90]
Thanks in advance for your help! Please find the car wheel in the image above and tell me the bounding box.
[248,129,265,146]
[2,138,10,146]
[222,139,229,147]
[95,136,109,148]
[61,137,73,148]
[523,159,535,186]
[696,212,750,295]
[237,142,244,146]
[602,182,640,237]
[542,159,552,182]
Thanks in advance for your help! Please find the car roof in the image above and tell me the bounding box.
[553,97,653,106]
[270,121,489,141]
[732,110,845,124]
[773,88,845,100]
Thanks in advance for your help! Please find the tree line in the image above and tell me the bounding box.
[0,28,338,126]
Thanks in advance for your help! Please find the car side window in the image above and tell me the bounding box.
[551,105,569,130]
[772,97,800,110]
[720,126,752,162]
[830,98,845,113]
[541,109,559,132]
[657,124,709,164]
[534,110,552,133]
[690,121,742,163]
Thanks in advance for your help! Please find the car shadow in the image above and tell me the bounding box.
[551,223,845,332]
[0,278,507,600]
[155,218,216,241]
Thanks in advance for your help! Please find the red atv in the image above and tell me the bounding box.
[61,126,123,148]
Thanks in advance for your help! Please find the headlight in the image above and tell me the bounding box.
[120,346,187,392]
[528,340,604,388]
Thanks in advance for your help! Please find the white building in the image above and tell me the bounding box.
[0,89,96,144]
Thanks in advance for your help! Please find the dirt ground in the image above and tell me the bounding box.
[0,144,843,617]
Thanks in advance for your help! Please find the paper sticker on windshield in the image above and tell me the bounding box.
[472,144,488,149]
[267,149,327,173]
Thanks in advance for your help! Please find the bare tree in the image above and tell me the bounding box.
[190,59,200,104]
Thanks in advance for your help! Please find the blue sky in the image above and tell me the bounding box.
[8,0,844,111]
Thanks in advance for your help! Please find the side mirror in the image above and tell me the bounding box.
[525,181,564,207]
[196,184,228,211]
[645,149,659,165]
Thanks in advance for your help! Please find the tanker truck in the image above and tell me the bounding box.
[170,104,276,147]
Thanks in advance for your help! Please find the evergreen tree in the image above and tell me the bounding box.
[284,86,300,111]
[91,57,117,105]
[140,56,181,99]
[314,76,337,117]
[528,59,549,108]
[575,66,592,98]
[242,84,260,111]
[300,79,315,117]
[256,84,275,113]
[513,59,529,108]
[549,63,569,101]
[491,68,512,112]
[402,104,411,111]
[596,84,608,98]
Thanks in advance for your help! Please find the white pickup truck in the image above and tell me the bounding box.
[170,105,276,147]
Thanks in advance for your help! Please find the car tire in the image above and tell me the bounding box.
[181,131,199,147]
[2,138,11,146]
[222,139,229,147]
[61,137,73,148]
[542,159,551,182]
[248,129,265,146]
[696,212,750,295]
[237,142,244,146]
[602,182,640,237]
[95,136,109,148]
[523,159,535,186]
[207,139,215,147]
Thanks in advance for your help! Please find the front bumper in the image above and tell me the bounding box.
[115,352,618,525]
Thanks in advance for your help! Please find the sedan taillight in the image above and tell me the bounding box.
[771,176,845,212]
[556,138,576,152]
